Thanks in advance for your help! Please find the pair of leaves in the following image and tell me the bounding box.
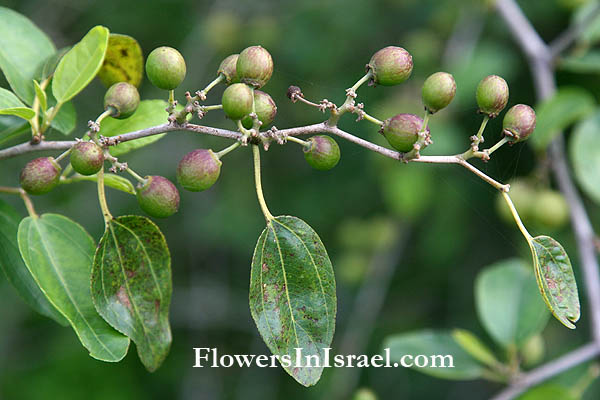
[250,216,337,387]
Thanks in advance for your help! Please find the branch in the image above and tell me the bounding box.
[550,3,600,57]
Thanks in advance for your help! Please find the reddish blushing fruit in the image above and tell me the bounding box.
[19,157,61,195]
[303,135,340,171]
[367,46,413,86]
[104,82,140,119]
[381,114,428,152]
[421,72,456,113]
[136,176,180,218]
[476,75,509,118]
[177,149,222,192]
[503,104,536,142]
[145,46,186,90]
[217,54,240,84]
[222,83,254,120]
[236,46,273,88]
[241,90,277,129]
[70,141,104,176]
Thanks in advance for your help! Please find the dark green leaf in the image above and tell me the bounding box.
[0,116,29,145]
[91,215,172,372]
[384,330,484,380]
[0,200,67,325]
[52,26,109,104]
[17,214,130,361]
[250,215,336,387]
[518,384,577,400]
[49,101,76,136]
[37,47,70,81]
[475,259,550,347]
[570,111,600,204]
[98,33,144,88]
[559,51,600,74]
[0,6,56,104]
[530,236,580,329]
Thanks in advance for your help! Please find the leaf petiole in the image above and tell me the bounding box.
[252,144,274,221]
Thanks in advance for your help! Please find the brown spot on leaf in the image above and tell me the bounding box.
[117,286,132,310]
[262,263,268,272]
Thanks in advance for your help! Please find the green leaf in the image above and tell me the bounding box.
[63,173,135,195]
[100,100,169,156]
[91,215,172,372]
[17,214,130,361]
[570,111,600,204]
[98,33,144,88]
[0,116,29,145]
[52,26,109,104]
[33,80,47,113]
[531,87,595,151]
[530,236,580,329]
[451,329,499,368]
[249,215,336,387]
[0,6,56,104]
[384,330,484,380]
[49,101,76,136]
[518,384,578,400]
[475,259,550,347]
[37,47,70,81]
[573,1,600,46]
[0,200,67,325]
[559,51,600,74]
[0,87,27,109]
[0,107,35,121]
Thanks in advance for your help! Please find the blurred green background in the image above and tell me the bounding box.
[1,0,600,399]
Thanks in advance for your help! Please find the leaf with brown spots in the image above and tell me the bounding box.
[91,215,172,372]
[98,33,144,88]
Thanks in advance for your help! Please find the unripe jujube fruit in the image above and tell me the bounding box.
[422,72,456,113]
[367,46,413,86]
[532,189,569,230]
[104,82,140,118]
[20,157,61,195]
[217,54,240,84]
[145,46,186,90]
[502,104,536,142]
[70,141,104,176]
[222,83,254,120]
[381,113,428,152]
[241,90,277,129]
[177,149,222,192]
[236,46,273,88]
[303,135,340,171]
[476,75,509,118]
[136,175,180,218]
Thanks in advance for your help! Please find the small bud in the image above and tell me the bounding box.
[476,75,509,118]
[145,46,187,90]
[303,135,340,171]
[502,104,536,142]
[422,72,456,113]
[177,149,222,192]
[381,114,428,152]
[20,157,61,195]
[236,45,273,88]
[70,141,104,176]
[217,54,240,84]
[136,175,180,218]
[242,90,277,129]
[104,82,140,119]
[366,46,413,86]
[287,85,302,100]
[222,83,254,120]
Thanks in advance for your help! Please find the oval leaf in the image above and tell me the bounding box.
[559,51,600,74]
[531,87,595,151]
[17,214,130,361]
[98,33,144,88]
[52,26,109,104]
[383,330,484,380]
[63,173,135,195]
[0,116,29,145]
[0,200,67,325]
[0,7,56,104]
[100,100,169,156]
[91,215,172,372]
[37,47,70,81]
[250,215,336,387]
[0,87,27,109]
[0,107,35,121]
[475,259,550,347]
[570,111,600,204]
[451,329,499,368]
[518,384,577,400]
[530,235,580,329]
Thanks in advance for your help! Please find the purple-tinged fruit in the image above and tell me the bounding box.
[502,104,536,142]
[303,135,340,171]
[104,82,140,118]
[381,114,428,152]
[136,175,180,218]
[422,72,456,113]
[367,46,413,86]
[242,90,277,129]
[222,83,254,120]
[70,141,104,176]
[217,54,240,84]
[177,149,222,192]
[20,157,61,195]
[476,75,509,118]
[236,46,273,88]
[145,46,186,90]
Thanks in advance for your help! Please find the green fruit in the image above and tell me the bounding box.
[177,149,222,192]
[352,388,378,400]
[521,334,545,367]
[222,83,254,120]
[236,45,273,88]
[503,104,536,142]
[476,75,509,118]
[367,46,413,86]
[104,82,140,118]
[145,46,186,90]
[303,135,340,171]
[217,54,239,84]
[422,72,456,113]
[381,113,427,152]
[241,90,277,129]
[20,157,61,195]
[70,141,104,176]
[136,175,180,218]
[496,179,535,225]
[532,189,569,230]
